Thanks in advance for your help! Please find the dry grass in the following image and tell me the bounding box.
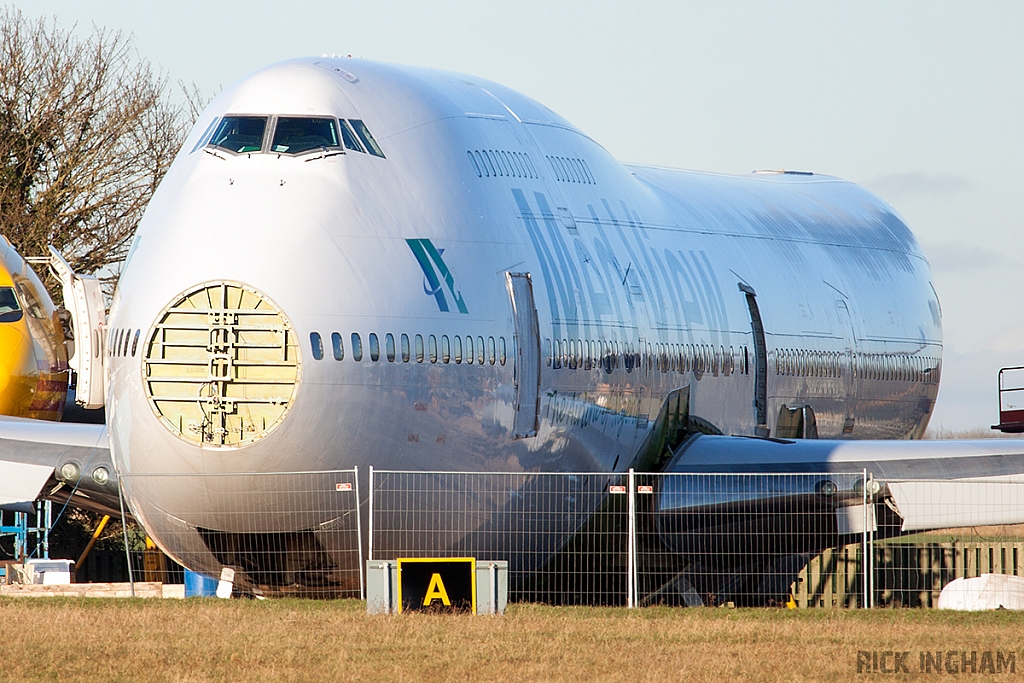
[2,598,1023,682]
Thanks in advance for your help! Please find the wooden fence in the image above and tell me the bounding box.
[790,541,1024,608]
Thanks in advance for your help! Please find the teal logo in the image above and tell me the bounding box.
[406,239,468,314]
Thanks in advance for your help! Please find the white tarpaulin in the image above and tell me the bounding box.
[887,479,1024,532]
[937,574,1024,611]
[0,460,54,508]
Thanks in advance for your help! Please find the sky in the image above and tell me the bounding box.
[10,1,1023,432]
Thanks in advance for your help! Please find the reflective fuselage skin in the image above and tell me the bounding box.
[106,59,941,543]
[0,238,68,421]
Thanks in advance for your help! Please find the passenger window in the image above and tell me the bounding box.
[468,151,482,177]
[347,119,385,158]
[581,159,594,184]
[487,151,501,177]
[454,335,463,364]
[524,155,538,178]
[505,151,520,177]
[545,338,552,367]
[401,334,410,362]
[466,336,474,364]
[131,330,140,357]
[209,116,267,153]
[415,334,424,362]
[385,333,396,362]
[339,119,365,153]
[332,332,344,360]
[271,117,340,154]
[310,332,324,360]
[351,333,363,361]
[429,335,438,363]
[442,335,451,363]
[499,337,506,365]
[488,337,495,365]
[124,329,132,356]
[476,336,485,364]
[369,333,380,362]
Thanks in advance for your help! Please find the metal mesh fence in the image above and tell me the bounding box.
[872,476,1024,608]
[635,471,870,607]
[369,469,627,604]
[90,468,1024,608]
[368,469,874,607]
[118,469,362,599]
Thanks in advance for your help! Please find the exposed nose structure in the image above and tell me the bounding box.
[142,281,300,447]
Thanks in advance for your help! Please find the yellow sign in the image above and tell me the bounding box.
[396,558,476,614]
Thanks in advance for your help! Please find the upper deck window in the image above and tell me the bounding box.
[271,117,341,155]
[348,119,385,158]
[209,116,267,153]
[0,287,22,322]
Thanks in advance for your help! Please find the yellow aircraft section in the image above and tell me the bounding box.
[0,236,69,420]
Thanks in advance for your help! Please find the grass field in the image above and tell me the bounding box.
[3,598,1023,682]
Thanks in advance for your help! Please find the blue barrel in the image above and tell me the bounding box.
[184,569,218,597]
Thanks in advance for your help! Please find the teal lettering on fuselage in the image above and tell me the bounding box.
[407,239,469,314]
[514,189,727,346]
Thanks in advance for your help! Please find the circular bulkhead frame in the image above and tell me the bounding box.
[143,281,301,448]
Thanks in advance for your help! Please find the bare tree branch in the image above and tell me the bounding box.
[0,9,196,297]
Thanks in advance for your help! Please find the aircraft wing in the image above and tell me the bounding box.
[0,415,120,515]
[666,435,1024,532]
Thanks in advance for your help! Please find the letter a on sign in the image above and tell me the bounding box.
[423,573,451,606]
[397,558,476,613]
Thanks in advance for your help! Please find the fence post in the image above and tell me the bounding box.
[868,472,875,609]
[627,468,636,609]
[117,475,135,597]
[368,466,374,563]
[354,466,364,600]
[862,468,868,609]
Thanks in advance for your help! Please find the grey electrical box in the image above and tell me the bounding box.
[366,560,398,614]
[476,560,508,615]
[366,559,507,614]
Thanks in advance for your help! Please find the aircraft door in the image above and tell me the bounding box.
[739,283,769,437]
[835,300,858,434]
[506,272,541,438]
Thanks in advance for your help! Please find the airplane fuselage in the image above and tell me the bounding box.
[103,58,941,547]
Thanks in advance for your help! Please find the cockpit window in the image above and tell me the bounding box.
[271,117,341,155]
[190,117,220,154]
[348,119,386,158]
[209,116,267,153]
[13,280,45,319]
[338,120,365,153]
[0,287,23,323]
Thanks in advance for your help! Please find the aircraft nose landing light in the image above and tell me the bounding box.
[143,282,300,447]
